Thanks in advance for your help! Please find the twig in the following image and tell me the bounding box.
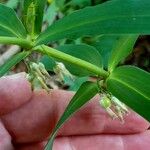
[0,45,20,66]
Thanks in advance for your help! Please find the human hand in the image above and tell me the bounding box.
[0,73,149,150]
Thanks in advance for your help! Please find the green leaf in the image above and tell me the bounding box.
[36,0,150,45]
[23,0,46,35]
[69,0,91,6]
[68,76,89,91]
[0,51,30,77]
[55,0,66,8]
[45,44,103,76]
[44,2,58,26]
[0,4,27,38]
[91,35,122,69]
[40,55,56,71]
[92,35,138,70]
[106,66,150,121]
[45,81,99,150]
[108,35,138,71]
[6,0,19,9]
[63,75,89,91]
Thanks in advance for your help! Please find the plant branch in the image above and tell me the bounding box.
[0,45,20,66]
[33,45,109,78]
[0,37,33,48]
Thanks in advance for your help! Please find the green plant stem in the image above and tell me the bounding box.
[0,37,33,48]
[33,45,109,78]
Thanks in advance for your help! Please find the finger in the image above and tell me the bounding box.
[0,73,32,115]
[53,130,150,150]
[1,90,149,143]
[14,130,150,150]
[0,120,14,150]
[14,142,46,150]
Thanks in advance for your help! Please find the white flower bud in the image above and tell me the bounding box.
[27,62,51,92]
[106,108,118,120]
[111,96,129,114]
[54,62,74,81]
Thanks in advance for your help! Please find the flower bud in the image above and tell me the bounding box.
[99,94,129,123]
[54,62,74,81]
[27,62,51,92]
[99,96,111,108]
[106,108,118,120]
[111,96,129,114]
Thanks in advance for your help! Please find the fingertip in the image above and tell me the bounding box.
[0,73,32,115]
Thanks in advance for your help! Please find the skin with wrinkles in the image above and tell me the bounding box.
[0,73,149,150]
